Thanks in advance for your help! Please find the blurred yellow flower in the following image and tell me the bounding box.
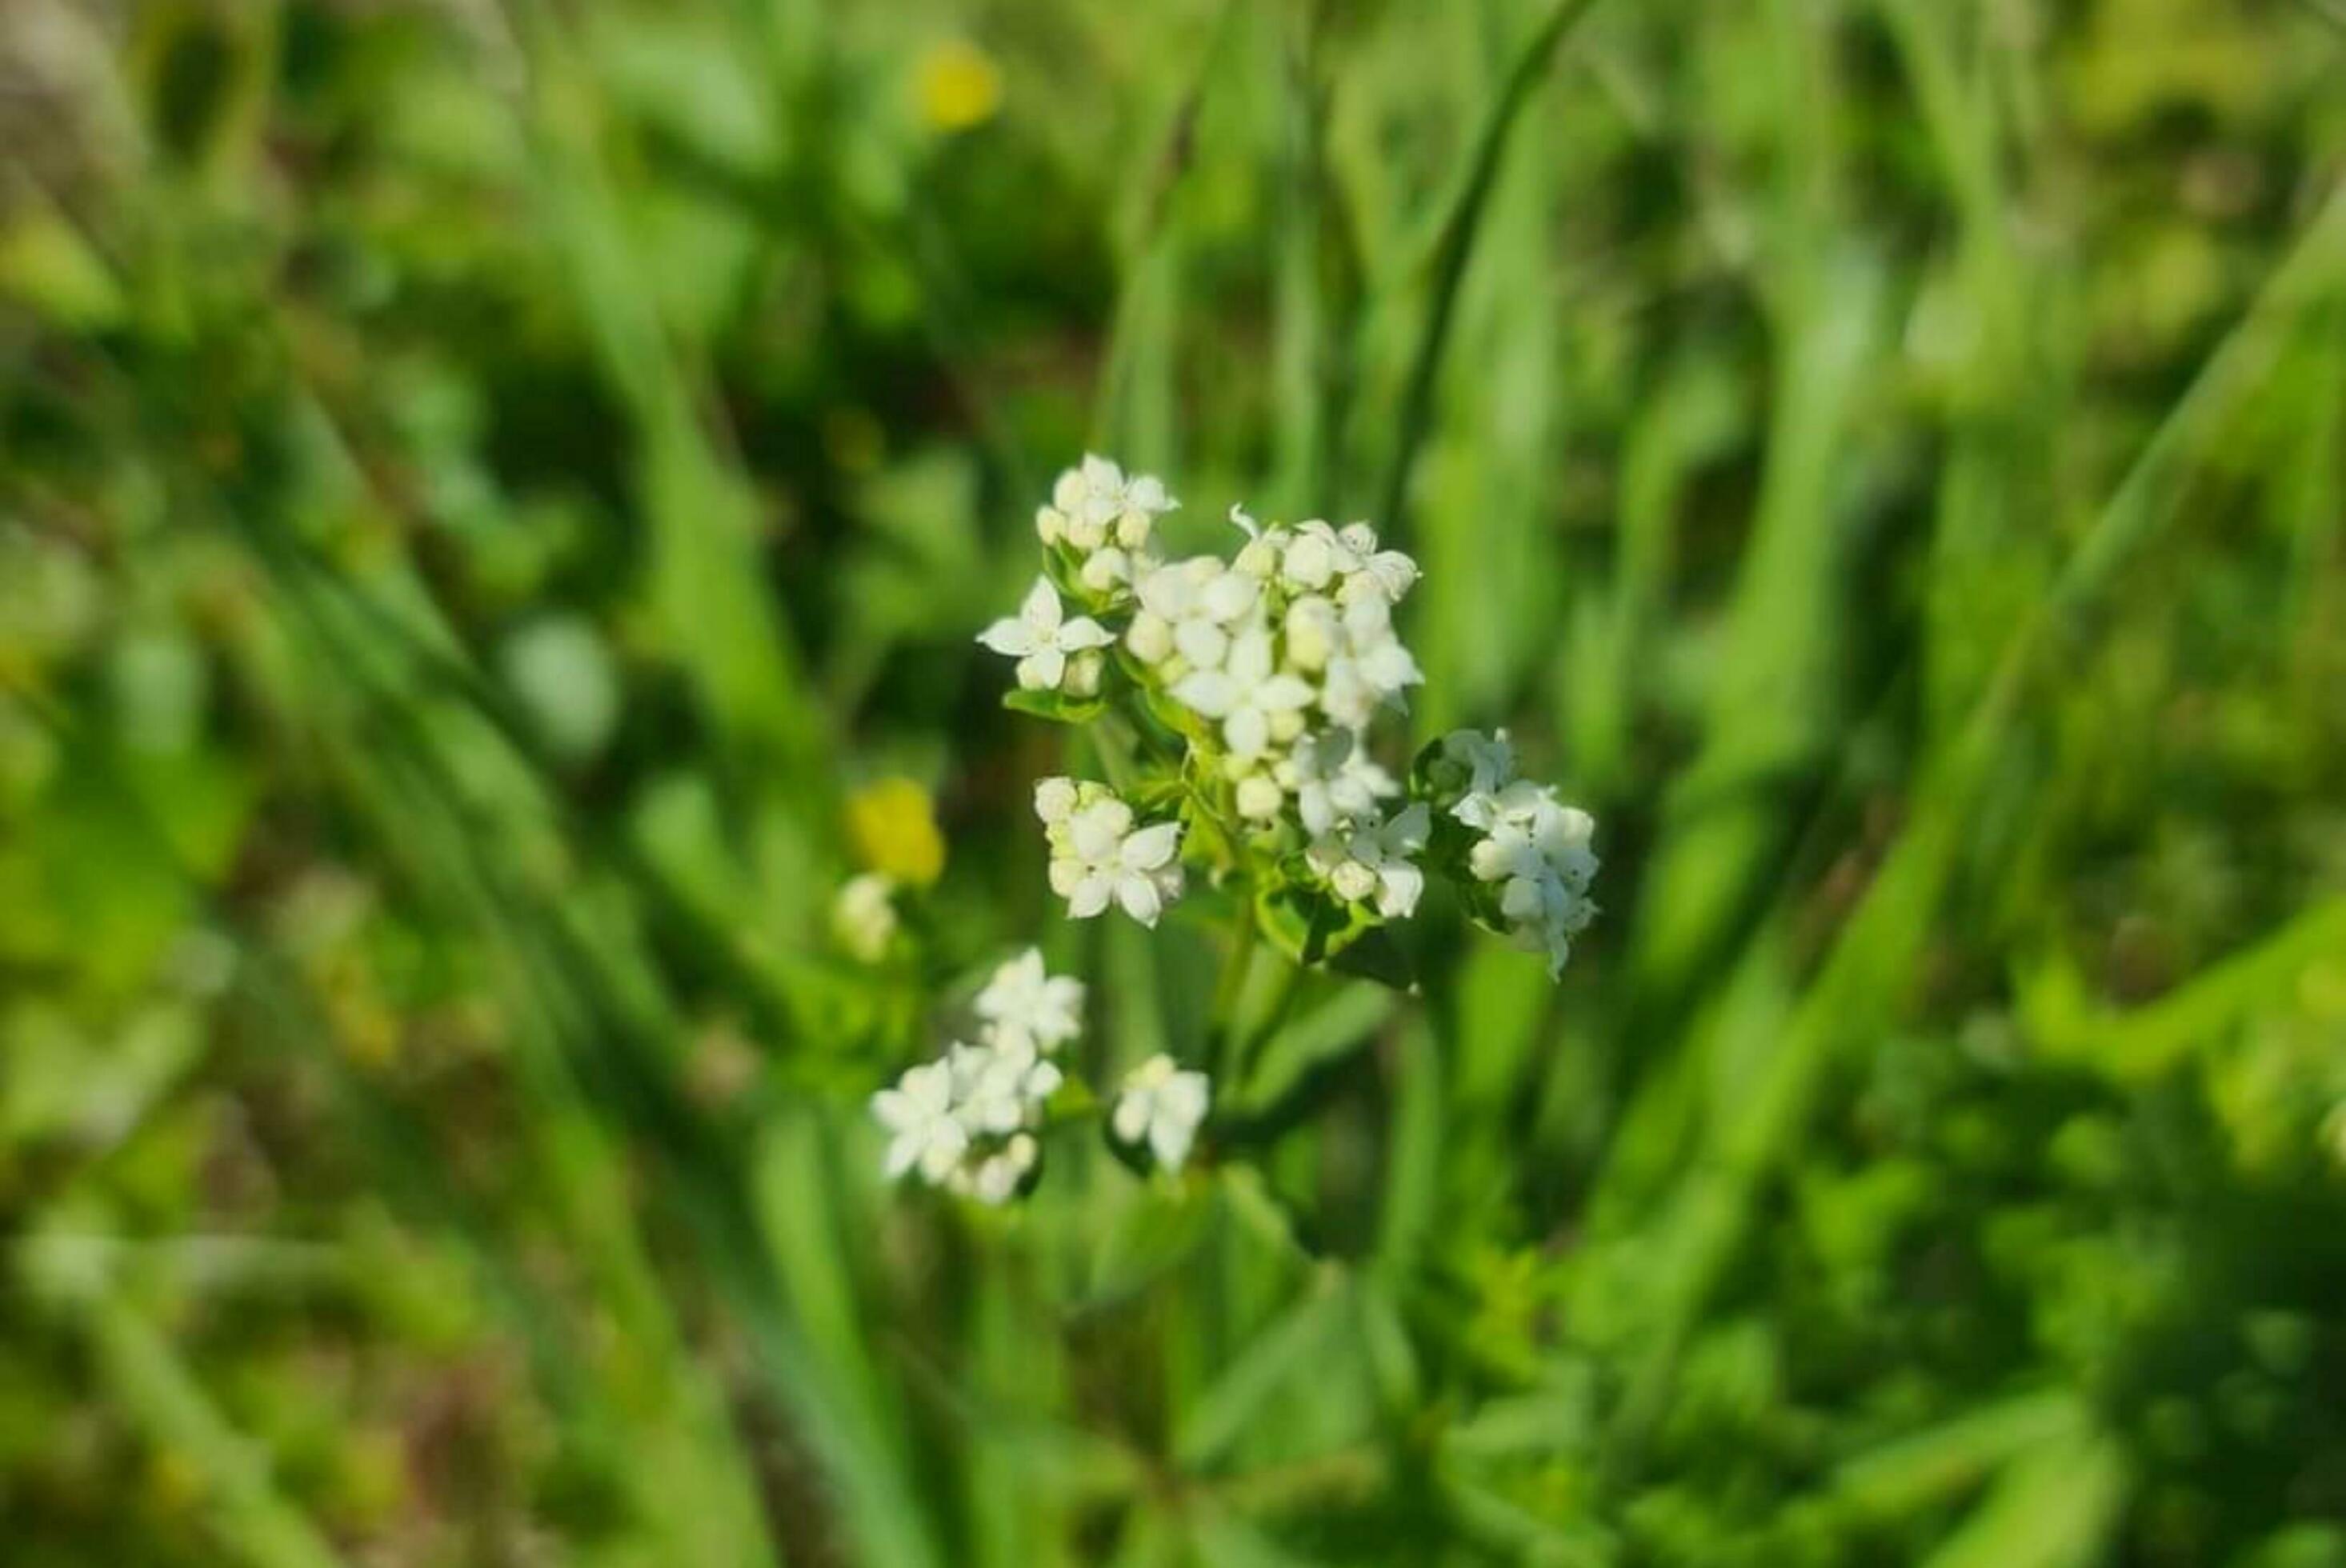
[916,39,1002,133]
[847,777,946,886]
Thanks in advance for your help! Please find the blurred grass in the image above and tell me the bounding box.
[4,0,2346,1565]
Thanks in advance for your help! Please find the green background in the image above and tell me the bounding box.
[4,0,2345,1562]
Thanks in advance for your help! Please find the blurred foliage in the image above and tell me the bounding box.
[3,0,2346,1564]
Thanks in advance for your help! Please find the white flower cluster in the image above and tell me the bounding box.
[975,456,1596,979]
[976,457,1435,926]
[870,949,1079,1202]
[1435,730,1600,977]
[1035,776,1185,927]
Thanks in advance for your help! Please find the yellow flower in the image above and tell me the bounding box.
[847,777,946,886]
[915,39,1002,134]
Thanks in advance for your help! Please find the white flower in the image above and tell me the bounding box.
[1334,522,1419,604]
[872,1060,968,1182]
[974,948,1085,1055]
[1280,520,1357,590]
[1439,728,1515,800]
[977,578,1115,691]
[1306,802,1430,918]
[954,1133,1039,1205]
[1046,791,1186,926]
[1459,780,1599,978]
[1318,598,1423,728]
[1039,454,1178,552]
[1131,555,1258,674]
[1111,1054,1211,1173]
[1276,728,1397,836]
[1172,628,1316,761]
[948,1035,1063,1135]
[831,873,897,962]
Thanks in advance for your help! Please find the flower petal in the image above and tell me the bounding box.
[977,618,1036,656]
[1019,576,1063,632]
[1116,873,1162,926]
[1067,874,1114,919]
[1119,822,1182,872]
[1058,616,1115,651]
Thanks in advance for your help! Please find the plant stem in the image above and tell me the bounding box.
[1208,897,1260,1078]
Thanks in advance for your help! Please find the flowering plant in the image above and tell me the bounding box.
[866,457,1599,1202]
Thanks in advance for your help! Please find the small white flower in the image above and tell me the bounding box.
[1459,780,1599,978]
[948,1034,1064,1135]
[1334,522,1419,604]
[1172,629,1317,761]
[872,1060,969,1182]
[1439,728,1515,800]
[1276,728,1397,836]
[1111,1054,1211,1173]
[1306,802,1430,918]
[1047,792,1186,926]
[1281,520,1358,591]
[955,1133,1039,1205]
[975,948,1085,1055]
[831,873,897,962]
[1043,454,1178,553]
[978,578,1115,691]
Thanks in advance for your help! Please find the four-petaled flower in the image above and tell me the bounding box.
[1307,802,1431,918]
[871,1060,968,1182]
[978,578,1115,692]
[1173,628,1316,761]
[1111,1054,1211,1174]
[1047,793,1185,926]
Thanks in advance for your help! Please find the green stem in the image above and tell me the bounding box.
[1207,898,1261,1078]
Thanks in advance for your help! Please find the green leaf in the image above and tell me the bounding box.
[1003,687,1109,725]
[1329,925,1415,992]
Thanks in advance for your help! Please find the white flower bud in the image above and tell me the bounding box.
[1034,776,1078,826]
[1036,506,1067,546]
[1235,773,1283,821]
[1063,650,1104,698]
[1079,547,1131,595]
[1282,530,1335,589]
[1127,610,1174,665]
[1284,595,1338,670]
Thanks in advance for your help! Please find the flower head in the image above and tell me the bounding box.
[1459,781,1599,977]
[974,948,1085,1055]
[948,1034,1063,1136]
[1111,1054,1211,1174]
[1037,454,1178,554]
